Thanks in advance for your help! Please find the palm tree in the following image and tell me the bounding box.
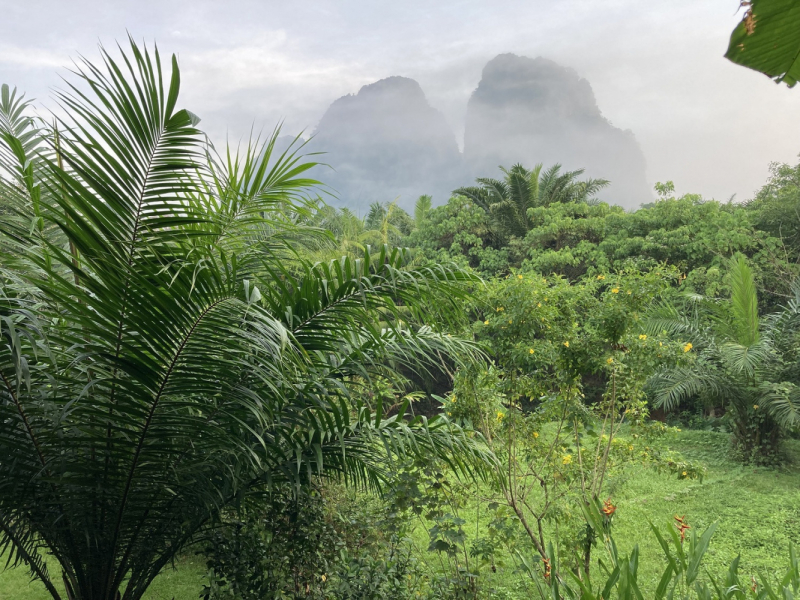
[361,199,413,246]
[646,256,800,462]
[453,163,609,239]
[0,40,491,600]
[304,202,367,256]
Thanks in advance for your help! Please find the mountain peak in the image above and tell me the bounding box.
[311,76,464,210]
[464,53,650,208]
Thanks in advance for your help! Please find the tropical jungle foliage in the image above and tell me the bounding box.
[3,31,800,600]
[0,42,490,600]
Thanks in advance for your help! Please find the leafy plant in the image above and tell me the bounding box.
[726,0,800,87]
[646,255,800,462]
[521,508,799,600]
[0,40,492,600]
[446,270,701,583]
[201,486,335,600]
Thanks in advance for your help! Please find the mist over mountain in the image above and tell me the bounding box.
[302,54,651,212]
[310,76,465,211]
[463,54,651,208]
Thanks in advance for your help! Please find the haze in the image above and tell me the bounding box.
[3,0,799,206]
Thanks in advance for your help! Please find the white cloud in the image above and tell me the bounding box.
[0,43,64,69]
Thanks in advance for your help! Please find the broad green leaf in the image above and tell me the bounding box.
[726,0,800,87]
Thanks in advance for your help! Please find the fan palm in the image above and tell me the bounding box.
[646,256,800,462]
[453,163,609,239]
[0,40,492,600]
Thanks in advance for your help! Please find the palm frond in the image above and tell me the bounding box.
[0,39,495,600]
[760,382,800,429]
[719,340,772,380]
[0,84,56,257]
[647,365,737,411]
[414,194,432,228]
[728,255,760,346]
[642,299,707,342]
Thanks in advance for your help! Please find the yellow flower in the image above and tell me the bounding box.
[597,275,605,280]
[639,334,647,341]
[683,342,693,352]
[496,411,504,421]
[321,574,327,582]
[612,288,619,294]
[627,290,632,295]
[659,342,663,347]
[537,302,542,308]
[606,357,614,364]
[484,320,489,325]
[562,454,572,465]
[753,404,759,410]
[544,297,548,301]
[628,445,634,451]
[533,431,539,439]
[518,274,523,279]
[497,307,504,312]
[563,341,570,347]
[451,396,456,403]
[509,319,513,324]
[529,348,535,354]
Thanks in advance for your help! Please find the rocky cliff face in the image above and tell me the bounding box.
[310,76,465,211]
[463,54,650,208]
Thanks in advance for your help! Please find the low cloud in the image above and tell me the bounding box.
[3,0,800,204]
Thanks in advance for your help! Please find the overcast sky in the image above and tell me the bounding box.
[3,0,799,203]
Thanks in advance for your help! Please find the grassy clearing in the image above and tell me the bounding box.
[0,554,206,600]
[612,430,800,591]
[2,430,799,599]
[400,429,800,597]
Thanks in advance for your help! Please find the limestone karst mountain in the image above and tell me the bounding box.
[303,55,650,212]
[309,76,465,211]
[463,53,651,208]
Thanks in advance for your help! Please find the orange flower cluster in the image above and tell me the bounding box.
[674,515,691,542]
[542,557,552,581]
[601,498,617,517]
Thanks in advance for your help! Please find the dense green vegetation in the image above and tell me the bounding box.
[2,39,800,600]
[4,432,800,599]
[0,43,487,600]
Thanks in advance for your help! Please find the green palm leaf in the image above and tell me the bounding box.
[0,39,494,600]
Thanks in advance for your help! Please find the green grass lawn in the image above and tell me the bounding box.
[611,430,800,591]
[3,430,800,599]
[0,553,206,600]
